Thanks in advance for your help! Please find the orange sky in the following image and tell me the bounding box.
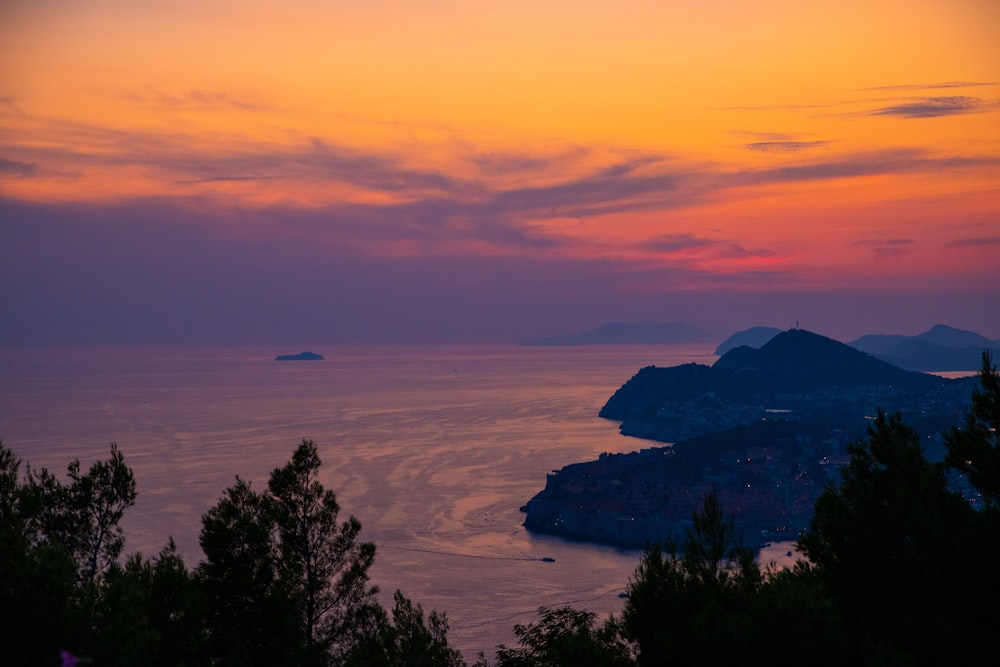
[1,0,999,343]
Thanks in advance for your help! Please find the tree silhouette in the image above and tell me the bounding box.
[29,443,137,583]
[945,350,1000,506]
[621,489,761,666]
[268,439,379,662]
[490,606,631,667]
[350,590,467,667]
[4,440,465,665]
[199,476,302,665]
[799,411,980,664]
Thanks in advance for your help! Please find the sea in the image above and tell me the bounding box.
[2,342,741,659]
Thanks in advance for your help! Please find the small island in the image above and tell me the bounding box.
[274,351,325,361]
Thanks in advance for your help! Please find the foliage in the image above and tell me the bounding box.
[349,590,468,667]
[490,607,631,667]
[268,439,379,662]
[196,438,461,665]
[799,410,987,664]
[90,540,207,666]
[748,562,846,665]
[28,443,137,584]
[2,439,462,667]
[945,350,1000,506]
[199,476,304,665]
[1,442,137,665]
[620,489,764,666]
[941,352,1000,660]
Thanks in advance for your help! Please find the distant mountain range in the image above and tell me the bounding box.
[523,321,997,371]
[520,321,714,345]
[716,324,998,372]
[848,324,999,371]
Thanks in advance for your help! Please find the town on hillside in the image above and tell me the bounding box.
[522,329,983,548]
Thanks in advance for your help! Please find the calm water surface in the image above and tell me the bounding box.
[0,343,717,658]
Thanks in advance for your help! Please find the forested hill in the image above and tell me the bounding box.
[599,328,969,443]
[713,328,941,388]
[601,329,942,419]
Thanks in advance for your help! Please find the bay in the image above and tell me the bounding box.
[0,343,716,659]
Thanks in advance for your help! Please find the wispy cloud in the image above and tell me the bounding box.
[745,140,831,153]
[731,149,1000,186]
[852,238,914,258]
[643,234,775,264]
[467,150,584,178]
[719,102,840,112]
[869,96,990,118]
[3,114,998,264]
[862,81,996,91]
[120,88,276,112]
[489,159,679,218]
[945,237,1000,248]
[646,233,714,253]
[0,96,27,117]
[0,158,36,176]
[733,131,795,141]
[715,243,774,259]
[175,175,279,185]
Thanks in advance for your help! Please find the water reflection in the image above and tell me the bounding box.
[0,343,716,658]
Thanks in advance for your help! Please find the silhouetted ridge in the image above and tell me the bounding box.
[727,328,931,387]
[916,324,994,348]
[849,324,1000,371]
[601,328,946,424]
[712,345,758,370]
[713,326,782,354]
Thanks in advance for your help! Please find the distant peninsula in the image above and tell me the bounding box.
[600,328,967,442]
[520,321,714,345]
[274,351,325,361]
[522,328,979,548]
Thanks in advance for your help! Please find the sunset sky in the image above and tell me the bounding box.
[2,0,999,345]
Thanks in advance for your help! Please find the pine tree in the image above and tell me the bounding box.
[799,411,979,664]
[621,489,761,666]
[29,443,137,583]
[268,439,379,663]
[945,350,1000,506]
[199,477,302,665]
